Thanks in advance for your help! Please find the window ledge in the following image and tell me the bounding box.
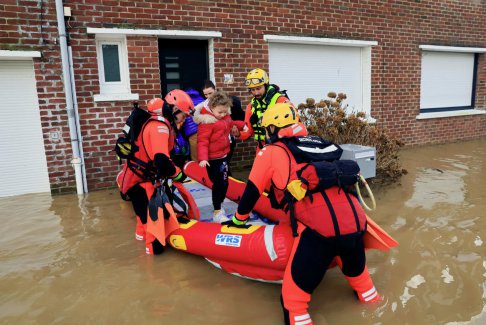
[365,116,377,124]
[94,93,139,102]
[264,34,378,47]
[416,109,486,120]
[419,45,486,53]
[0,50,41,59]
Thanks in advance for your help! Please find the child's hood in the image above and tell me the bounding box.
[192,100,206,124]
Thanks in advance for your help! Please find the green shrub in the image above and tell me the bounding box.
[297,92,407,186]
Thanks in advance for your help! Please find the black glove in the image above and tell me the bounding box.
[154,153,176,178]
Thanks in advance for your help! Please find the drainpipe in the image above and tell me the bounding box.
[55,0,87,194]
[68,46,88,193]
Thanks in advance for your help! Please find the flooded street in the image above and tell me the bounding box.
[1,139,485,325]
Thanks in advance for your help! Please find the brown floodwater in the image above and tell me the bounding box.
[1,139,485,324]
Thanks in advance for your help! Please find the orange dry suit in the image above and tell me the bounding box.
[233,124,379,325]
[117,115,182,255]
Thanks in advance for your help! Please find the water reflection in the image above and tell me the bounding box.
[406,167,466,209]
[0,194,63,277]
[0,139,485,324]
[375,140,486,325]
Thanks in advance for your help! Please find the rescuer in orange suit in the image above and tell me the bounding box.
[117,89,193,255]
[236,68,291,150]
[224,103,380,325]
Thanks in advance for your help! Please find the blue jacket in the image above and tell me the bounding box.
[183,88,204,137]
[183,116,199,137]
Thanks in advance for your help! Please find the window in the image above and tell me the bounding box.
[87,27,222,101]
[265,35,377,120]
[420,51,477,112]
[101,44,121,82]
[94,36,138,102]
[418,45,486,117]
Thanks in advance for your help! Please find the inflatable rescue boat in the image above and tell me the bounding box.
[163,162,398,282]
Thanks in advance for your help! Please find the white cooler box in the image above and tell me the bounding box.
[339,144,376,179]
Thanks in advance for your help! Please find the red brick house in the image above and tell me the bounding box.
[1,0,485,196]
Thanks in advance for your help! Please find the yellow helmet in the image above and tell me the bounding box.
[245,68,269,88]
[261,103,299,128]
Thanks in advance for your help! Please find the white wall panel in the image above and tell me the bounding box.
[268,43,363,112]
[0,60,50,197]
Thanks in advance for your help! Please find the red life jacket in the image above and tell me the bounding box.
[117,116,174,195]
[271,142,367,238]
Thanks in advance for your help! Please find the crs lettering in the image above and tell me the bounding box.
[215,234,242,247]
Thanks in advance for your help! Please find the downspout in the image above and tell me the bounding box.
[55,0,87,194]
[68,46,88,193]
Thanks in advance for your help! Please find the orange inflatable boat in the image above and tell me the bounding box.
[163,162,398,282]
[169,218,293,282]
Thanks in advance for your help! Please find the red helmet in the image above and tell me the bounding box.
[147,97,165,115]
[165,89,194,114]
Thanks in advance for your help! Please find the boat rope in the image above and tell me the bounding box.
[355,174,376,211]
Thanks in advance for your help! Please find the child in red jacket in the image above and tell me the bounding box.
[194,90,246,222]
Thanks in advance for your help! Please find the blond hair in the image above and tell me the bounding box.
[208,90,232,110]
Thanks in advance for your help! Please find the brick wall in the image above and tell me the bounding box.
[477,54,486,112]
[72,35,162,190]
[1,0,486,192]
[1,0,78,193]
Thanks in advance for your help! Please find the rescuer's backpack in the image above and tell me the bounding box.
[297,158,361,193]
[114,102,154,179]
[115,102,150,160]
[280,135,361,193]
[274,135,362,237]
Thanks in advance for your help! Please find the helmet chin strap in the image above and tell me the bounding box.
[266,125,281,143]
[172,109,182,118]
[162,102,176,122]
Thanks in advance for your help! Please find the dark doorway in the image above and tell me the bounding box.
[158,39,209,96]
